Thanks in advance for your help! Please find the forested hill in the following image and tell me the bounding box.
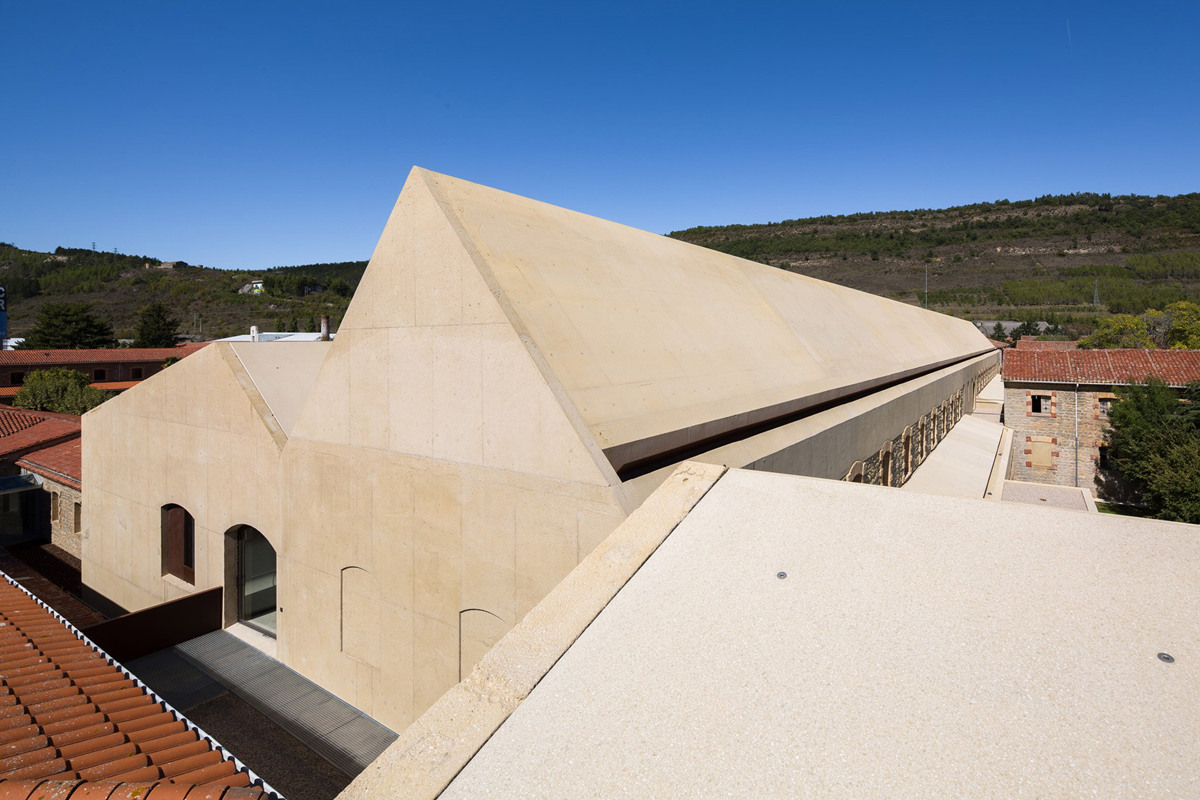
[0,244,368,339]
[4,191,1200,341]
[671,192,1200,330]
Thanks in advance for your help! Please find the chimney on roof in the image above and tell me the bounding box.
[319,315,330,341]
[250,325,259,343]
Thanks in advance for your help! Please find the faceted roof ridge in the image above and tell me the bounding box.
[405,168,993,472]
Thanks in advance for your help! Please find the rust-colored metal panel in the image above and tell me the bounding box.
[81,588,221,663]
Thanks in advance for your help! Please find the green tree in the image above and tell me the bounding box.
[133,302,181,347]
[13,368,111,414]
[21,302,115,349]
[989,322,1008,342]
[1077,314,1154,349]
[1162,300,1200,349]
[1103,379,1200,523]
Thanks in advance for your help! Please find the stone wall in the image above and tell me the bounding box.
[44,480,83,558]
[1003,382,1115,494]
[851,385,968,487]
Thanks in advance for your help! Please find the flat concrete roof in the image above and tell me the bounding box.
[229,342,332,436]
[436,468,1199,798]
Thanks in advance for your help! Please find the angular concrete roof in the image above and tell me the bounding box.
[347,465,1200,799]
[341,168,993,475]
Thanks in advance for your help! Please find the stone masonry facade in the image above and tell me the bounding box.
[1003,382,1116,495]
[846,386,968,488]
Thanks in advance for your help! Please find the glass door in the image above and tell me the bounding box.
[238,526,277,636]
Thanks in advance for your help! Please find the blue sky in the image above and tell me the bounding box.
[3,1,1198,270]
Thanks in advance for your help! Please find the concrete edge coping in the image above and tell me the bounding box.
[336,460,729,800]
[984,427,1014,501]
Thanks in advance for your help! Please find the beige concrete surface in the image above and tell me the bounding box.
[1001,480,1095,513]
[435,469,1200,798]
[228,342,331,436]
[900,414,1004,499]
[412,168,993,468]
[338,462,726,800]
[82,344,285,614]
[82,167,1002,739]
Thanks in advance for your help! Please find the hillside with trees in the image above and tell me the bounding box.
[671,192,1200,337]
[4,191,1200,342]
[0,243,365,340]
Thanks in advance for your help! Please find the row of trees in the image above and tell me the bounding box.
[1104,379,1200,523]
[20,302,182,349]
[1078,301,1200,349]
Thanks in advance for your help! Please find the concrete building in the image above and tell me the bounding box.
[343,463,1200,799]
[82,168,999,734]
[1002,348,1200,494]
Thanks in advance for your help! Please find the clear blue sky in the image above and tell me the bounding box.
[3,1,1198,270]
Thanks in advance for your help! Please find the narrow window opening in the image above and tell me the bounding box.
[161,504,195,583]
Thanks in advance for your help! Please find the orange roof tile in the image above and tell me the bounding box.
[89,382,139,392]
[0,574,275,799]
[1014,339,1078,350]
[0,411,80,460]
[1002,348,1200,386]
[0,344,207,367]
[18,439,82,490]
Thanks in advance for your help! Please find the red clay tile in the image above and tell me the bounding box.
[143,784,196,800]
[0,726,38,747]
[121,723,185,746]
[0,779,74,800]
[155,748,221,777]
[0,755,68,780]
[48,722,117,747]
[134,732,197,755]
[171,761,240,785]
[96,782,161,799]
[0,735,48,759]
[216,788,267,800]
[68,782,125,799]
[106,714,175,735]
[58,733,135,764]
[77,753,152,781]
[0,745,58,775]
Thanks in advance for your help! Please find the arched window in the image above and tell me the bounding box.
[845,461,865,483]
[902,426,913,478]
[161,504,195,583]
[879,443,893,486]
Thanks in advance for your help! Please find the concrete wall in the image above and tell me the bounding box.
[82,344,285,614]
[1003,382,1114,495]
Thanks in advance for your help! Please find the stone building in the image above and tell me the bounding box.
[82,168,999,734]
[1002,348,1200,493]
[18,435,83,557]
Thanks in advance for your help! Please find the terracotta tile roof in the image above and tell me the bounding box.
[1003,349,1200,386]
[0,411,81,460]
[18,438,82,490]
[0,344,207,367]
[0,574,276,799]
[89,382,139,392]
[986,338,1009,349]
[1014,339,1078,351]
